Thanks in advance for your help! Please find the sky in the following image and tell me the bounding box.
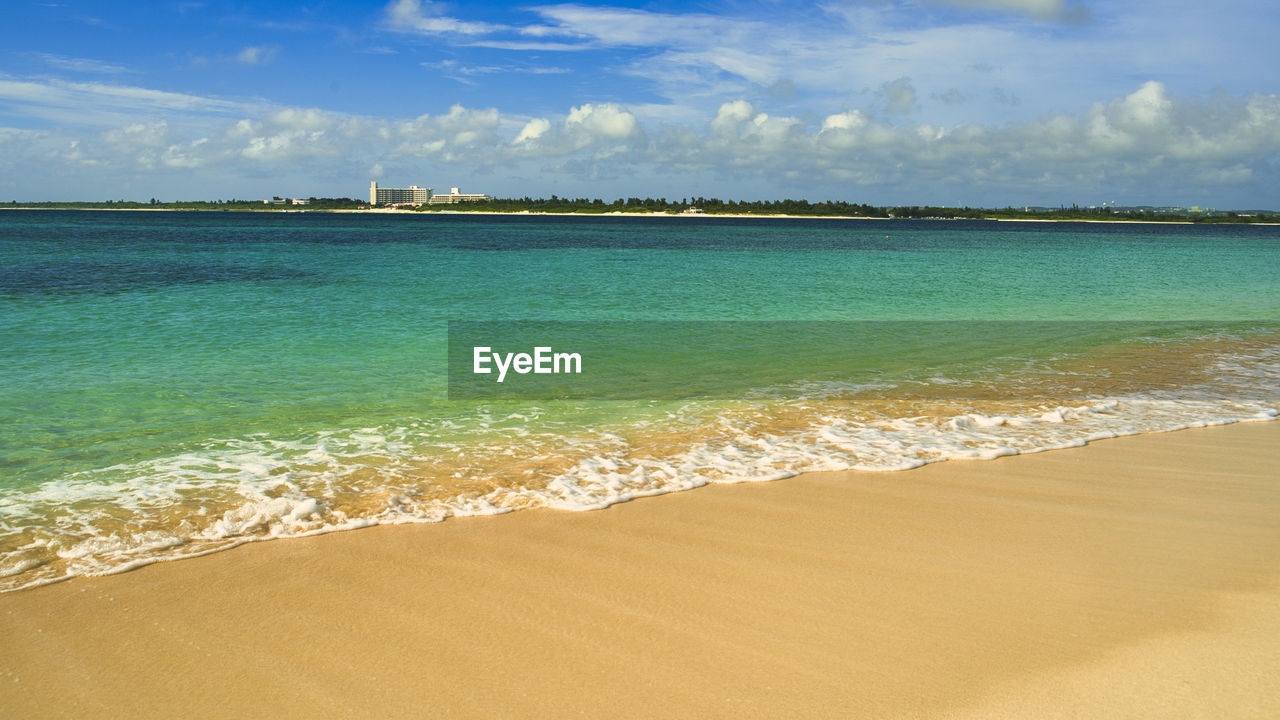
[2,0,1279,208]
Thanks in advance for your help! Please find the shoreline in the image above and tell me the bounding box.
[3,205,1276,225]
[3,420,1278,718]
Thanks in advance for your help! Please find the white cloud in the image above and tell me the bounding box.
[383,0,507,36]
[236,46,277,65]
[566,103,639,140]
[32,53,128,74]
[463,40,590,51]
[711,101,755,138]
[531,4,746,47]
[433,60,572,83]
[391,105,506,161]
[514,117,551,143]
[496,4,1062,125]
[0,76,251,126]
[664,84,1280,202]
[525,4,785,89]
[931,0,1090,23]
[507,104,644,165]
[367,0,1263,145]
[4,79,1279,206]
[1112,80,1172,129]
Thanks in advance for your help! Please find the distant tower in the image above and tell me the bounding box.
[370,181,378,205]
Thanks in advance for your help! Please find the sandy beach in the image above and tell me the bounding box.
[2,421,1278,718]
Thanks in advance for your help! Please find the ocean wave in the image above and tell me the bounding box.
[0,340,1276,592]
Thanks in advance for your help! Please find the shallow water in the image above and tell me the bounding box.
[1,210,1277,589]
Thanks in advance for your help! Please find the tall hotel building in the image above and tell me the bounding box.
[370,182,431,205]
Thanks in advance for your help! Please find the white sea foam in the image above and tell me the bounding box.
[0,344,1276,592]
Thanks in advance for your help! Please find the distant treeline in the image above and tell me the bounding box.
[970,205,1278,224]
[416,196,888,217]
[7,197,1276,223]
[415,197,1277,223]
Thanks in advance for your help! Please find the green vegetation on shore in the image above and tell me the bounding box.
[413,197,1277,223]
[7,196,1276,223]
[416,196,886,217]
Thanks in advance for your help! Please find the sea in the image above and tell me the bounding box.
[1,209,1277,591]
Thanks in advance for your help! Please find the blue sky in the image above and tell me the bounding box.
[2,0,1279,207]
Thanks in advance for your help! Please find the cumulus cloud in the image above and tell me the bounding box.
[370,0,1251,148]
[4,77,1280,206]
[507,104,644,167]
[671,83,1280,200]
[566,103,639,140]
[706,102,802,150]
[392,105,505,160]
[238,108,347,162]
[514,117,551,144]
[710,101,755,138]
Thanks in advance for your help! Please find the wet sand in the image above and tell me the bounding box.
[2,421,1278,718]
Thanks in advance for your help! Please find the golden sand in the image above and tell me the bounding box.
[2,421,1278,718]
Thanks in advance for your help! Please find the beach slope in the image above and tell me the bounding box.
[2,422,1278,718]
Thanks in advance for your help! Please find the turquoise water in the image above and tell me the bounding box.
[1,210,1278,589]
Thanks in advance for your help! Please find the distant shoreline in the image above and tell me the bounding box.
[3,206,1277,226]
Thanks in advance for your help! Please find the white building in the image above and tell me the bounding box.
[370,181,431,206]
[427,187,490,205]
